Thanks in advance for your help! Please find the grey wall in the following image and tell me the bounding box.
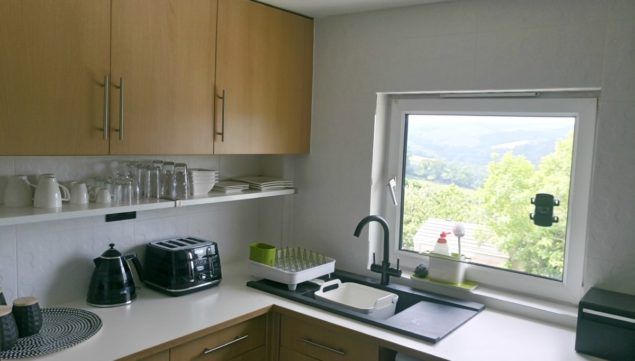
[292,0,635,296]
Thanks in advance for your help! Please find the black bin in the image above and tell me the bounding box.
[576,287,635,361]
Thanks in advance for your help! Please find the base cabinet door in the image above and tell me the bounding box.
[170,315,267,361]
[279,313,379,361]
[227,345,266,361]
[279,346,319,361]
[138,350,170,361]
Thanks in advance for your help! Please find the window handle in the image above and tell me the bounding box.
[388,177,398,206]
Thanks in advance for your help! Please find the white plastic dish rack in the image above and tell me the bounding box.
[248,247,335,290]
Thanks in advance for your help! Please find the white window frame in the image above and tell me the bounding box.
[374,94,597,304]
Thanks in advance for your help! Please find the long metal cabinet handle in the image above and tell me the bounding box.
[202,334,248,355]
[302,338,346,356]
[215,90,226,142]
[113,77,125,140]
[101,75,110,140]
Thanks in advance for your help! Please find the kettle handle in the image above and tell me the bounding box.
[125,253,145,283]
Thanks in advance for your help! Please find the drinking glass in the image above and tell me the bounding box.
[119,178,134,205]
[149,164,162,199]
[161,161,175,199]
[174,163,189,199]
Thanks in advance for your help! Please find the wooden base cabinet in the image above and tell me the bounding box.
[120,308,429,361]
[120,314,269,361]
[170,315,267,361]
[277,312,379,361]
[137,350,170,361]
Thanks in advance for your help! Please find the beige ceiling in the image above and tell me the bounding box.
[257,0,451,18]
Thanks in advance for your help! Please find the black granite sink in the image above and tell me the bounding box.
[247,270,484,343]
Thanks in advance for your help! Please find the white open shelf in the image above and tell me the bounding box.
[176,188,295,207]
[0,188,296,227]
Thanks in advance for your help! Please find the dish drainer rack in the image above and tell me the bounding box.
[248,247,335,290]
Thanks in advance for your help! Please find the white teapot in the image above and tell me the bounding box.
[32,174,70,209]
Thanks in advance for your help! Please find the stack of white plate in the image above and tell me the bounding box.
[214,181,250,194]
[232,176,293,191]
[188,168,219,195]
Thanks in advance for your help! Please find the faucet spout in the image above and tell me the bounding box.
[354,215,400,285]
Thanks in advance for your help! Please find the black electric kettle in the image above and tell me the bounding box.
[87,243,144,307]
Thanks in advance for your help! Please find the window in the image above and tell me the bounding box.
[374,94,597,303]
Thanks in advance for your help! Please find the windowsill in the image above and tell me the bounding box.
[391,270,579,328]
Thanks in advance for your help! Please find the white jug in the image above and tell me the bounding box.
[33,174,70,209]
[3,175,33,207]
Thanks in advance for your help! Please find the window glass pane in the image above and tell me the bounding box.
[401,115,575,280]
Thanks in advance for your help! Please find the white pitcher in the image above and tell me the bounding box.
[3,175,33,207]
[32,174,70,209]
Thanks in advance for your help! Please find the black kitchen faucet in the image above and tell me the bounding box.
[354,215,401,285]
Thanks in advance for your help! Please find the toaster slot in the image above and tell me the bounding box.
[168,240,187,247]
[157,241,176,249]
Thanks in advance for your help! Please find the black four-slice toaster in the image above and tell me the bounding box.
[144,237,222,296]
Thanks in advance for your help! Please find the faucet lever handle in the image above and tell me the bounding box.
[372,252,376,265]
[396,258,400,270]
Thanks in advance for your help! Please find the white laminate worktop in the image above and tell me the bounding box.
[26,263,597,361]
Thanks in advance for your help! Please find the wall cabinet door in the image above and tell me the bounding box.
[110,0,216,154]
[215,0,313,154]
[0,0,110,155]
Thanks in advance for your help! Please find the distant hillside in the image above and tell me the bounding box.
[405,114,574,185]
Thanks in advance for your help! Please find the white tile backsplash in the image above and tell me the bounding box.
[16,220,95,305]
[0,226,17,303]
[0,155,290,306]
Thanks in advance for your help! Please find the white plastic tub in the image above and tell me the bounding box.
[428,253,467,284]
[314,279,399,320]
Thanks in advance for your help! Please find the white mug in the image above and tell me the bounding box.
[33,174,70,209]
[3,175,33,207]
[95,188,111,204]
[70,182,89,205]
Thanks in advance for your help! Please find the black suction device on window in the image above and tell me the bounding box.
[529,193,560,227]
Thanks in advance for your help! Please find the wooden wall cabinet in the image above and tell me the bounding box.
[110,0,216,155]
[1,0,312,156]
[0,0,111,155]
[0,0,216,155]
[215,0,313,154]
